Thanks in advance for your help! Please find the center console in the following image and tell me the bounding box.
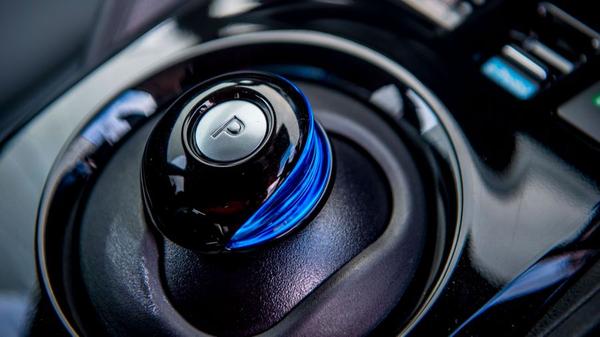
[1,1,598,336]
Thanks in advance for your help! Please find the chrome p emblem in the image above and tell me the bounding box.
[211,115,245,138]
[193,100,267,163]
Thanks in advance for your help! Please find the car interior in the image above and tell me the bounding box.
[0,0,599,336]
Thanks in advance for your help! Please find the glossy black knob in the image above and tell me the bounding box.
[141,72,332,252]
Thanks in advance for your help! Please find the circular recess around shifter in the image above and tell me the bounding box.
[38,33,459,337]
[74,80,431,337]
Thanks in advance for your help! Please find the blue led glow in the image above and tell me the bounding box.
[226,98,332,250]
[481,56,539,100]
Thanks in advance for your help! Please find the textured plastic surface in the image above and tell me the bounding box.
[163,137,389,336]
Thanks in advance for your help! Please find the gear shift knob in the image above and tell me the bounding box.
[141,72,332,252]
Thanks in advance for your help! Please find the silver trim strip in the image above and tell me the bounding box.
[501,45,548,80]
[523,38,575,74]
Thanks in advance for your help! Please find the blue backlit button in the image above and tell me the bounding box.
[558,81,600,143]
[481,56,540,100]
[194,100,268,163]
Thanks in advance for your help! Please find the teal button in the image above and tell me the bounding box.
[481,56,539,100]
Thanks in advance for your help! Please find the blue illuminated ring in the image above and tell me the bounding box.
[227,104,333,250]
